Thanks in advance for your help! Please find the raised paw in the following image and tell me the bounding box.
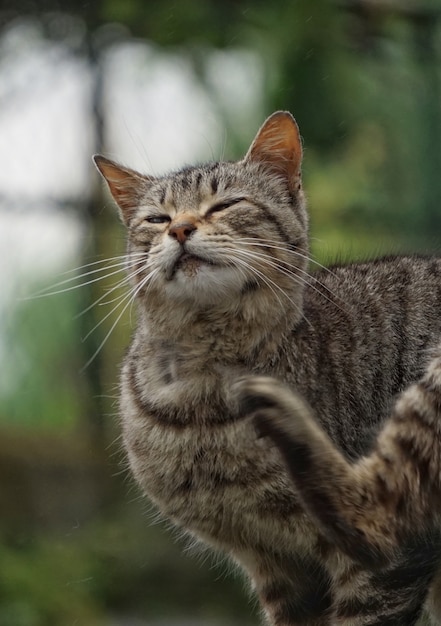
[232,375,315,442]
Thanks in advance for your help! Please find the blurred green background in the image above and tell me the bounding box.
[1,0,441,624]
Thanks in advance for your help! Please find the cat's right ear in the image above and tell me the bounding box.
[93,155,151,226]
[244,111,303,193]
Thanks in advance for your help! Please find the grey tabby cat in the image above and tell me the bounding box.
[94,111,441,626]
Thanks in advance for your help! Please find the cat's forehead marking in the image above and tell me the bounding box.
[149,161,265,218]
[157,164,222,211]
[210,174,219,195]
[177,169,193,191]
[159,186,167,205]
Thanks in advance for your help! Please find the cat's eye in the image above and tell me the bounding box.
[146,215,171,224]
[207,198,246,216]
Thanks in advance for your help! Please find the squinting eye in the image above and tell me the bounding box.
[207,197,246,216]
[146,215,171,224]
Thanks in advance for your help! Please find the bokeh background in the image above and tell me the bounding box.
[1,1,441,625]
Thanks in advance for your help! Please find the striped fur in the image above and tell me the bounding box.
[95,112,441,625]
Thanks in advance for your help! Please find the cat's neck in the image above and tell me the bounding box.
[138,287,304,365]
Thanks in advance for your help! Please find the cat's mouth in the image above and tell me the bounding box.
[167,252,215,280]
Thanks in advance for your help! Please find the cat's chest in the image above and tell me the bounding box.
[121,360,307,547]
[123,392,264,520]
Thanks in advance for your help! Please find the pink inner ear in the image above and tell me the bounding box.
[245,112,303,185]
[94,156,149,225]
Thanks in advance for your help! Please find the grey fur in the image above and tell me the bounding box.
[94,112,441,625]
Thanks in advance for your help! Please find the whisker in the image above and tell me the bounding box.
[242,258,311,328]
[81,267,159,371]
[230,236,341,298]
[25,252,145,300]
[128,267,161,323]
[76,263,147,317]
[28,267,131,299]
[57,253,144,276]
[235,237,337,276]
[47,252,145,278]
[82,292,133,344]
[226,254,285,310]
[25,260,141,300]
[231,246,343,311]
[81,265,155,342]
[222,249,311,326]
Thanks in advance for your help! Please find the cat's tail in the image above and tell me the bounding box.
[235,346,441,569]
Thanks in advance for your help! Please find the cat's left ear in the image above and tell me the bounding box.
[93,155,151,226]
[244,111,303,192]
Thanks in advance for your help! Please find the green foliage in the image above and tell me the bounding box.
[0,532,105,626]
[0,501,257,626]
[95,0,441,249]
[3,1,441,624]
[0,284,84,430]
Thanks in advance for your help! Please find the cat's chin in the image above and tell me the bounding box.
[163,264,247,305]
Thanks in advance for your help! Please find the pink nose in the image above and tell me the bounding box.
[169,221,197,244]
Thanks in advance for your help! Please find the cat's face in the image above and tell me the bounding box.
[94,112,308,309]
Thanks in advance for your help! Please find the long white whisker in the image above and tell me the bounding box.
[241,257,311,327]
[82,292,133,343]
[231,246,343,310]
[24,253,146,299]
[235,237,336,276]
[81,268,159,370]
[28,266,132,299]
[230,237,341,298]
[76,263,147,317]
[128,267,161,323]
[226,254,285,310]
[81,266,155,342]
[26,261,137,299]
[229,246,306,282]
[57,253,145,276]
[224,249,311,325]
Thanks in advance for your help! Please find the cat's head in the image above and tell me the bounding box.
[94,111,308,315]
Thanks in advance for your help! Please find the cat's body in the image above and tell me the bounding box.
[95,112,441,625]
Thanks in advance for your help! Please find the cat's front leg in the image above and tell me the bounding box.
[234,376,391,567]
[234,374,441,570]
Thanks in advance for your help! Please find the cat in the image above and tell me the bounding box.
[94,111,441,626]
